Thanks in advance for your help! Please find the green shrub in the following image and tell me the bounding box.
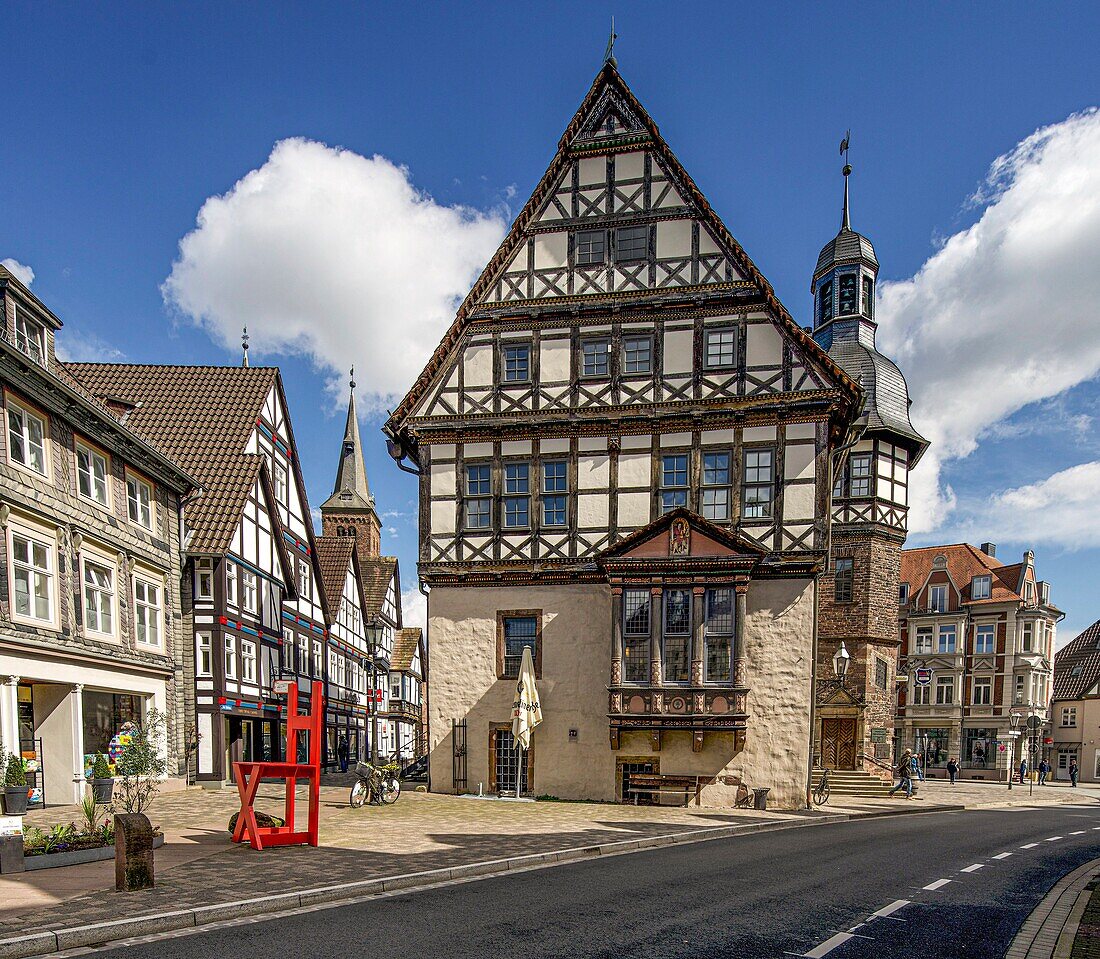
[92,754,111,779]
[4,753,26,788]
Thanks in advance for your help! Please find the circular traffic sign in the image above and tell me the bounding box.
[1026,715,1042,730]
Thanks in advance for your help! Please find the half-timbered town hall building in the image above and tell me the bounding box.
[385,61,878,807]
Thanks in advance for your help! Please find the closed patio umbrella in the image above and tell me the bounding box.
[511,645,542,797]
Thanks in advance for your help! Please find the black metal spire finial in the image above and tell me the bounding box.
[350,366,356,392]
[839,130,852,231]
[604,17,618,67]
[242,327,250,368]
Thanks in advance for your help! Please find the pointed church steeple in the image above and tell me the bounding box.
[320,368,381,557]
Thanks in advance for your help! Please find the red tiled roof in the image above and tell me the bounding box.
[901,543,1023,605]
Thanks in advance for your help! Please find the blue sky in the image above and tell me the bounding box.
[5,2,1100,639]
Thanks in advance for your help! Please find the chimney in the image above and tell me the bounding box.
[980,542,996,558]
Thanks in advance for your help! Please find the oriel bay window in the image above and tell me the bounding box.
[660,454,688,513]
[704,588,733,683]
[742,448,775,519]
[662,589,691,684]
[503,463,530,529]
[700,451,731,521]
[464,464,491,530]
[622,590,650,683]
[833,557,854,603]
[541,461,567,528]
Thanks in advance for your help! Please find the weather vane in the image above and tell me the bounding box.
[350,365,356,391]
[604,17,617,66]
[840,129,851,174]
[241,326,250,368]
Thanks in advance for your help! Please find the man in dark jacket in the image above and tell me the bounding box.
[889,750,915,799]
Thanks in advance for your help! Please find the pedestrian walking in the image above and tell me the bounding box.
[911,753,924,782]
[946,757,959,785]
[1070,759,1079,787]
[1038,759,1049,785]
[890,749,915,799]
[1019,759,1028,784]
[337,734,350,774]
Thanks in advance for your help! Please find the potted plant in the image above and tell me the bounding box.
[3,752,28,816]
[91,753,114,804]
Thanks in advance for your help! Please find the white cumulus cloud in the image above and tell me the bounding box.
[877,108,1100,535]
[54,330,124,363]
[2,259,34,286]
[163,137,506,411]
[400,585,427,633]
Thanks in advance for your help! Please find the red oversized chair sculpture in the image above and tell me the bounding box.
[231,680,323,850]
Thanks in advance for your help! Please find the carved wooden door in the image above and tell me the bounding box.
[821,719,857,769]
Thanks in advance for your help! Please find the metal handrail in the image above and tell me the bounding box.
[856,752,896,772]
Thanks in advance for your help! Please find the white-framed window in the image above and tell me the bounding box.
[297,559,311,597]
[313,640,322,675]
[972,677,992,705]
[937,624,957,654]
[898,582,910,604]
[225,561,238,606]
[134,578,161,646]
[273,461,288,504]
[971,575,992,600]
[329,650,338,682]
[929,584,948,613]
[196,633,212,677]
[1021,621,1034,652]
[298,635,310,675]
[7,397,48,476]
[126,472,154,530]
[82,556,115,636]
[11,527,55,625]
[936,676,954,705]
[75,441,110,507]
[224,636,237,679]
[14,308,46,365]
[194,558,213,600]
[914,626,933,655]
[241,641,257,682]
[1015,674,1025,704]
[1061,706,1077,728]
[240,569,258,614]
[975,623,995,655]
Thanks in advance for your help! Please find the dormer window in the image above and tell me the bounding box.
[13,308,46,366]
[838,274,857,315]
[971,575,992,600]
[862,276,874,318]
[819,280,833,324]
[929,584,947,613]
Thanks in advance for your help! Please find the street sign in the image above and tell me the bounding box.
[1029,742,1039,755]
[914,667,932,687]
[272,679,293,694]
[1026,715,1042,730]
[998,744,1006,752]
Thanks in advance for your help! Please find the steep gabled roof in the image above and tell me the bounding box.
[1053,620,1100,701]
[315,537,356,614]
[385,61,862,441]
[321,383,375,515]
[391,628,422,673]
[360,556,399,621]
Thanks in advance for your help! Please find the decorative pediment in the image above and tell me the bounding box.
[600,507,767,565]
[818,684,863,707]
[572,85,649,145]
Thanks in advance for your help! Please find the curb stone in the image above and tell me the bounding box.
[1005,856,1100,959]
[0,805,995,959]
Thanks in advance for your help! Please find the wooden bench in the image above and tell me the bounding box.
[624,774,704,807]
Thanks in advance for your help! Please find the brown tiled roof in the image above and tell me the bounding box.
[1053,621,1100,701]
[391,628,422,672]
[900,543,1022,605]
[315,537,355,612]
[64,364,279,556]
[360,557,398,620]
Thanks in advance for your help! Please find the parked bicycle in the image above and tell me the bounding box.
[350,760,401,807]
[812,768,831,805]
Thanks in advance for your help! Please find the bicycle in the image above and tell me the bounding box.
[350,760,401,807]
[812,768,831,805]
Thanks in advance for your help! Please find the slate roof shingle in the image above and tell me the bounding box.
[1053,620,1100,701]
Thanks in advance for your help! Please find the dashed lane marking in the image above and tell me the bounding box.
[993,852,1013,860]
[924,879,952,890]
[1021,843,1040,848]
[803,932,854,957]
[961,864,985,873]
[870,900,911,919]
[1045,836,1064,842]
[1070,830,1087,835]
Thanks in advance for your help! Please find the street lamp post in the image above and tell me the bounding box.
[1008,712,1021,791]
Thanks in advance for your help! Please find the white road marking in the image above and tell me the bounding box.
[992,853,1013,860]
[961,863,985,873]
[803,932,854,957]
[870,900,911,919]
[1045,836,1064,842]
[1070,830,1087,835]
[1093,827,1100,831]
[1021,843,1040,848]
[924,879,952,890]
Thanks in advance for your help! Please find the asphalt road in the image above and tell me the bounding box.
[102,803,1100,959]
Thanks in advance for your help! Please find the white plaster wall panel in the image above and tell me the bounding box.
[663,329,694,374]
[698,228,721,256]
[621,434,651,450]
[617,492,650,528]
[614,151,645,180]
[540,438,570,454]
[578,454,610,489]
[782,484,816,522]
[533,233,568,270]
[746,323,783,367]
[701,429,736,446]
[430,463,456,498]
[463,345,494,388]
[504,246,527,274]
[578,157,605,186]
[433,444,457,461]
[656,220,692,258]
[660,432,692,448]
[541,339,571,381]
[783,443,816,482]
[854,439,874,455]
[578,436,608,452]
[743,426,777,443]
[657,184,685,208]
[463,442,493,459]
[501,441,533,457]
[785,423,817,441]
[877,477,894,502]
[618,452,651,487]
[577,493,609,527]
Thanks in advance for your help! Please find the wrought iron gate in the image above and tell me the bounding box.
[452,718,467,794]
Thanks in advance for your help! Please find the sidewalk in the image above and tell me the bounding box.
[1006,857,1100,959]
[826,778,1100,817]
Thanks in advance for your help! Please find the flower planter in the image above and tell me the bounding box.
[92,778,115,804]
[24,833,164,871]
[3,788,28,816]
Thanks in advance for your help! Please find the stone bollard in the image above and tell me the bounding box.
[115,813,155,891]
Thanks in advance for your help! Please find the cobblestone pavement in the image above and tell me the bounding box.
[1072,879,1100,959]
[1,786,793,936]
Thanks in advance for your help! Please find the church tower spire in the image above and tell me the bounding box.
[320,368,381,557]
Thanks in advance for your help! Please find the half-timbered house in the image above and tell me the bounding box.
[384,61,867,807]
[68,364,332,784]
[389,627,426,762]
